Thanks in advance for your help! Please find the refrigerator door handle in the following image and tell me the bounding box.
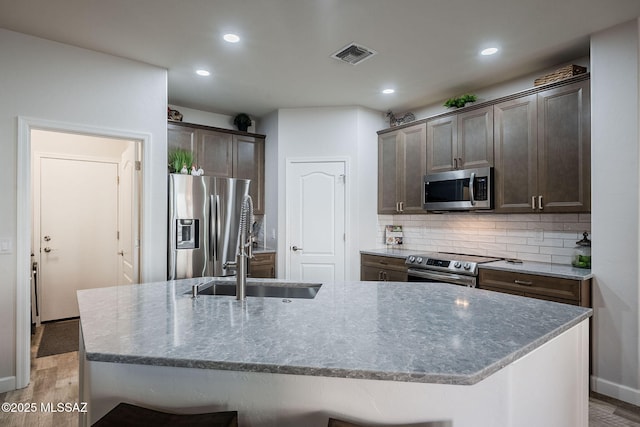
[212,194,221,261]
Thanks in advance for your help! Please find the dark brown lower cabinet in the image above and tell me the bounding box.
[249,252,276,278]
[360,254,407,282]
[478,268,591,307]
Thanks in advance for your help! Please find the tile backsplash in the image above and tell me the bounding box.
[377,213,591,265]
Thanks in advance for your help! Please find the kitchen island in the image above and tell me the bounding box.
[78,277,591,427]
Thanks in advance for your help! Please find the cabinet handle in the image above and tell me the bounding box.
[383,271,388,281]
[514,280,533,286]
[538,195,543,210]
[453,158,458,169]
[399,201,404,212]
[531,196,536,210]
[396,202,400,213]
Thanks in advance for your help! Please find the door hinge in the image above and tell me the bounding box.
[135,161,141,171]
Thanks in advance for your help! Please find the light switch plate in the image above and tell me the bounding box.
[0,238,13,254]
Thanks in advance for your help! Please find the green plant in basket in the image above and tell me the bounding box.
[444,94,477,108]
[168,149,193,173]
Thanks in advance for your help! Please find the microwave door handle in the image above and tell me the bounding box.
[469,172,476,206]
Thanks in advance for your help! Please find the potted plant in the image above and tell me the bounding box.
[233,113,252,132]
[444,94,477,109]
[168,149,193,174]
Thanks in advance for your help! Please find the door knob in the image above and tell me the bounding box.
[291,246,303,252]
[43,247,53,253]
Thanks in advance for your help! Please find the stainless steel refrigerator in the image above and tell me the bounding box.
[168,173,250,280]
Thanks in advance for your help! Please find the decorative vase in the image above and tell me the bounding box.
[233,113,252,132]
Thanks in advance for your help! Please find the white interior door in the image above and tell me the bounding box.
[117,144,139,285]
[286,160,346,282]
[39,157,119,321]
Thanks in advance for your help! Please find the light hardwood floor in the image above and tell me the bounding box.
[1,322,640,427]
[0,325,79,427]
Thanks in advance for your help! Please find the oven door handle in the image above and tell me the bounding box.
[407,269,476,287]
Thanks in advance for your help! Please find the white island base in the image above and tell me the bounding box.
[80,319,589,427]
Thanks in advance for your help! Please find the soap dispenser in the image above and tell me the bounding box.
[572,232,591,269]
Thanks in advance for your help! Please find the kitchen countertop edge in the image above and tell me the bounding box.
[360,247,413,259]
[480,260,593,280]
[82,308,591,385]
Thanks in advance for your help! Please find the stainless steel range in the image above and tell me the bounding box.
[405,252,500,287]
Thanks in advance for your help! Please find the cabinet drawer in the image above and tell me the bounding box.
[478,269,582,304]
[360,254,407,271]
[249,252,276,278]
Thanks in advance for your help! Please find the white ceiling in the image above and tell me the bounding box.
[1,0,639,118]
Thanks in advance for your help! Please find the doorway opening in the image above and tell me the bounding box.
[31,130,141,324]
[16,117,150,390]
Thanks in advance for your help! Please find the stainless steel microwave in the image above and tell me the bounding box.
[423,167,494,211]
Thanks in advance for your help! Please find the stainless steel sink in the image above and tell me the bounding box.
[191,281,322,299]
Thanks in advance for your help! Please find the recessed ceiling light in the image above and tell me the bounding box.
[382,88,395,94]
[480,47,499,56]
[223,33,240,43]
[196,69,210,76]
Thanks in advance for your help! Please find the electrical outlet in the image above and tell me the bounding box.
[0,238,12,254]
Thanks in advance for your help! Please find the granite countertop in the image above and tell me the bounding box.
[480,260,593,280]
[360,247,413,259]
[77,277,591,386]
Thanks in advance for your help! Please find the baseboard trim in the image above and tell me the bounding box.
[0,376,17,394]
[591,375,640,406]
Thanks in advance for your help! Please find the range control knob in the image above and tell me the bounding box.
[463,263,472,270]
[453,261,462,269]
[416,257,423,264]
[408,256,416,263]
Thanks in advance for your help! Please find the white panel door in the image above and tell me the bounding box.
[39,157,119,321]
[287,161,346,282]
[117,143,139,285]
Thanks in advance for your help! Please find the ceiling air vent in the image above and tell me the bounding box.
[331,43,377,65]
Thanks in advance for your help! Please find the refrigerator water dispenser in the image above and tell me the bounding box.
[176,219,199,249]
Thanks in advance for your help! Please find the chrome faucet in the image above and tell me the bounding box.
[234,195,254,300]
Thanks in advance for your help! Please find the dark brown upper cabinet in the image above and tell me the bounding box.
[494,79,590,213]
[377,122,427,214]
[426,105,494,174]
[168,122,266,214]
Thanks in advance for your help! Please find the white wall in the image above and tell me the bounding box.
[269,106,385,280]
[0,29,167,392]
[258,110,280,252]
[590,18,640,405]
[412,57,590,120]
[168,104,256,133]
[31,129,132,158]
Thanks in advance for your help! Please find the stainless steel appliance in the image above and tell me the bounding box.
[423,166,493,211]
[405,252,500,287]
[168,173,250,280]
